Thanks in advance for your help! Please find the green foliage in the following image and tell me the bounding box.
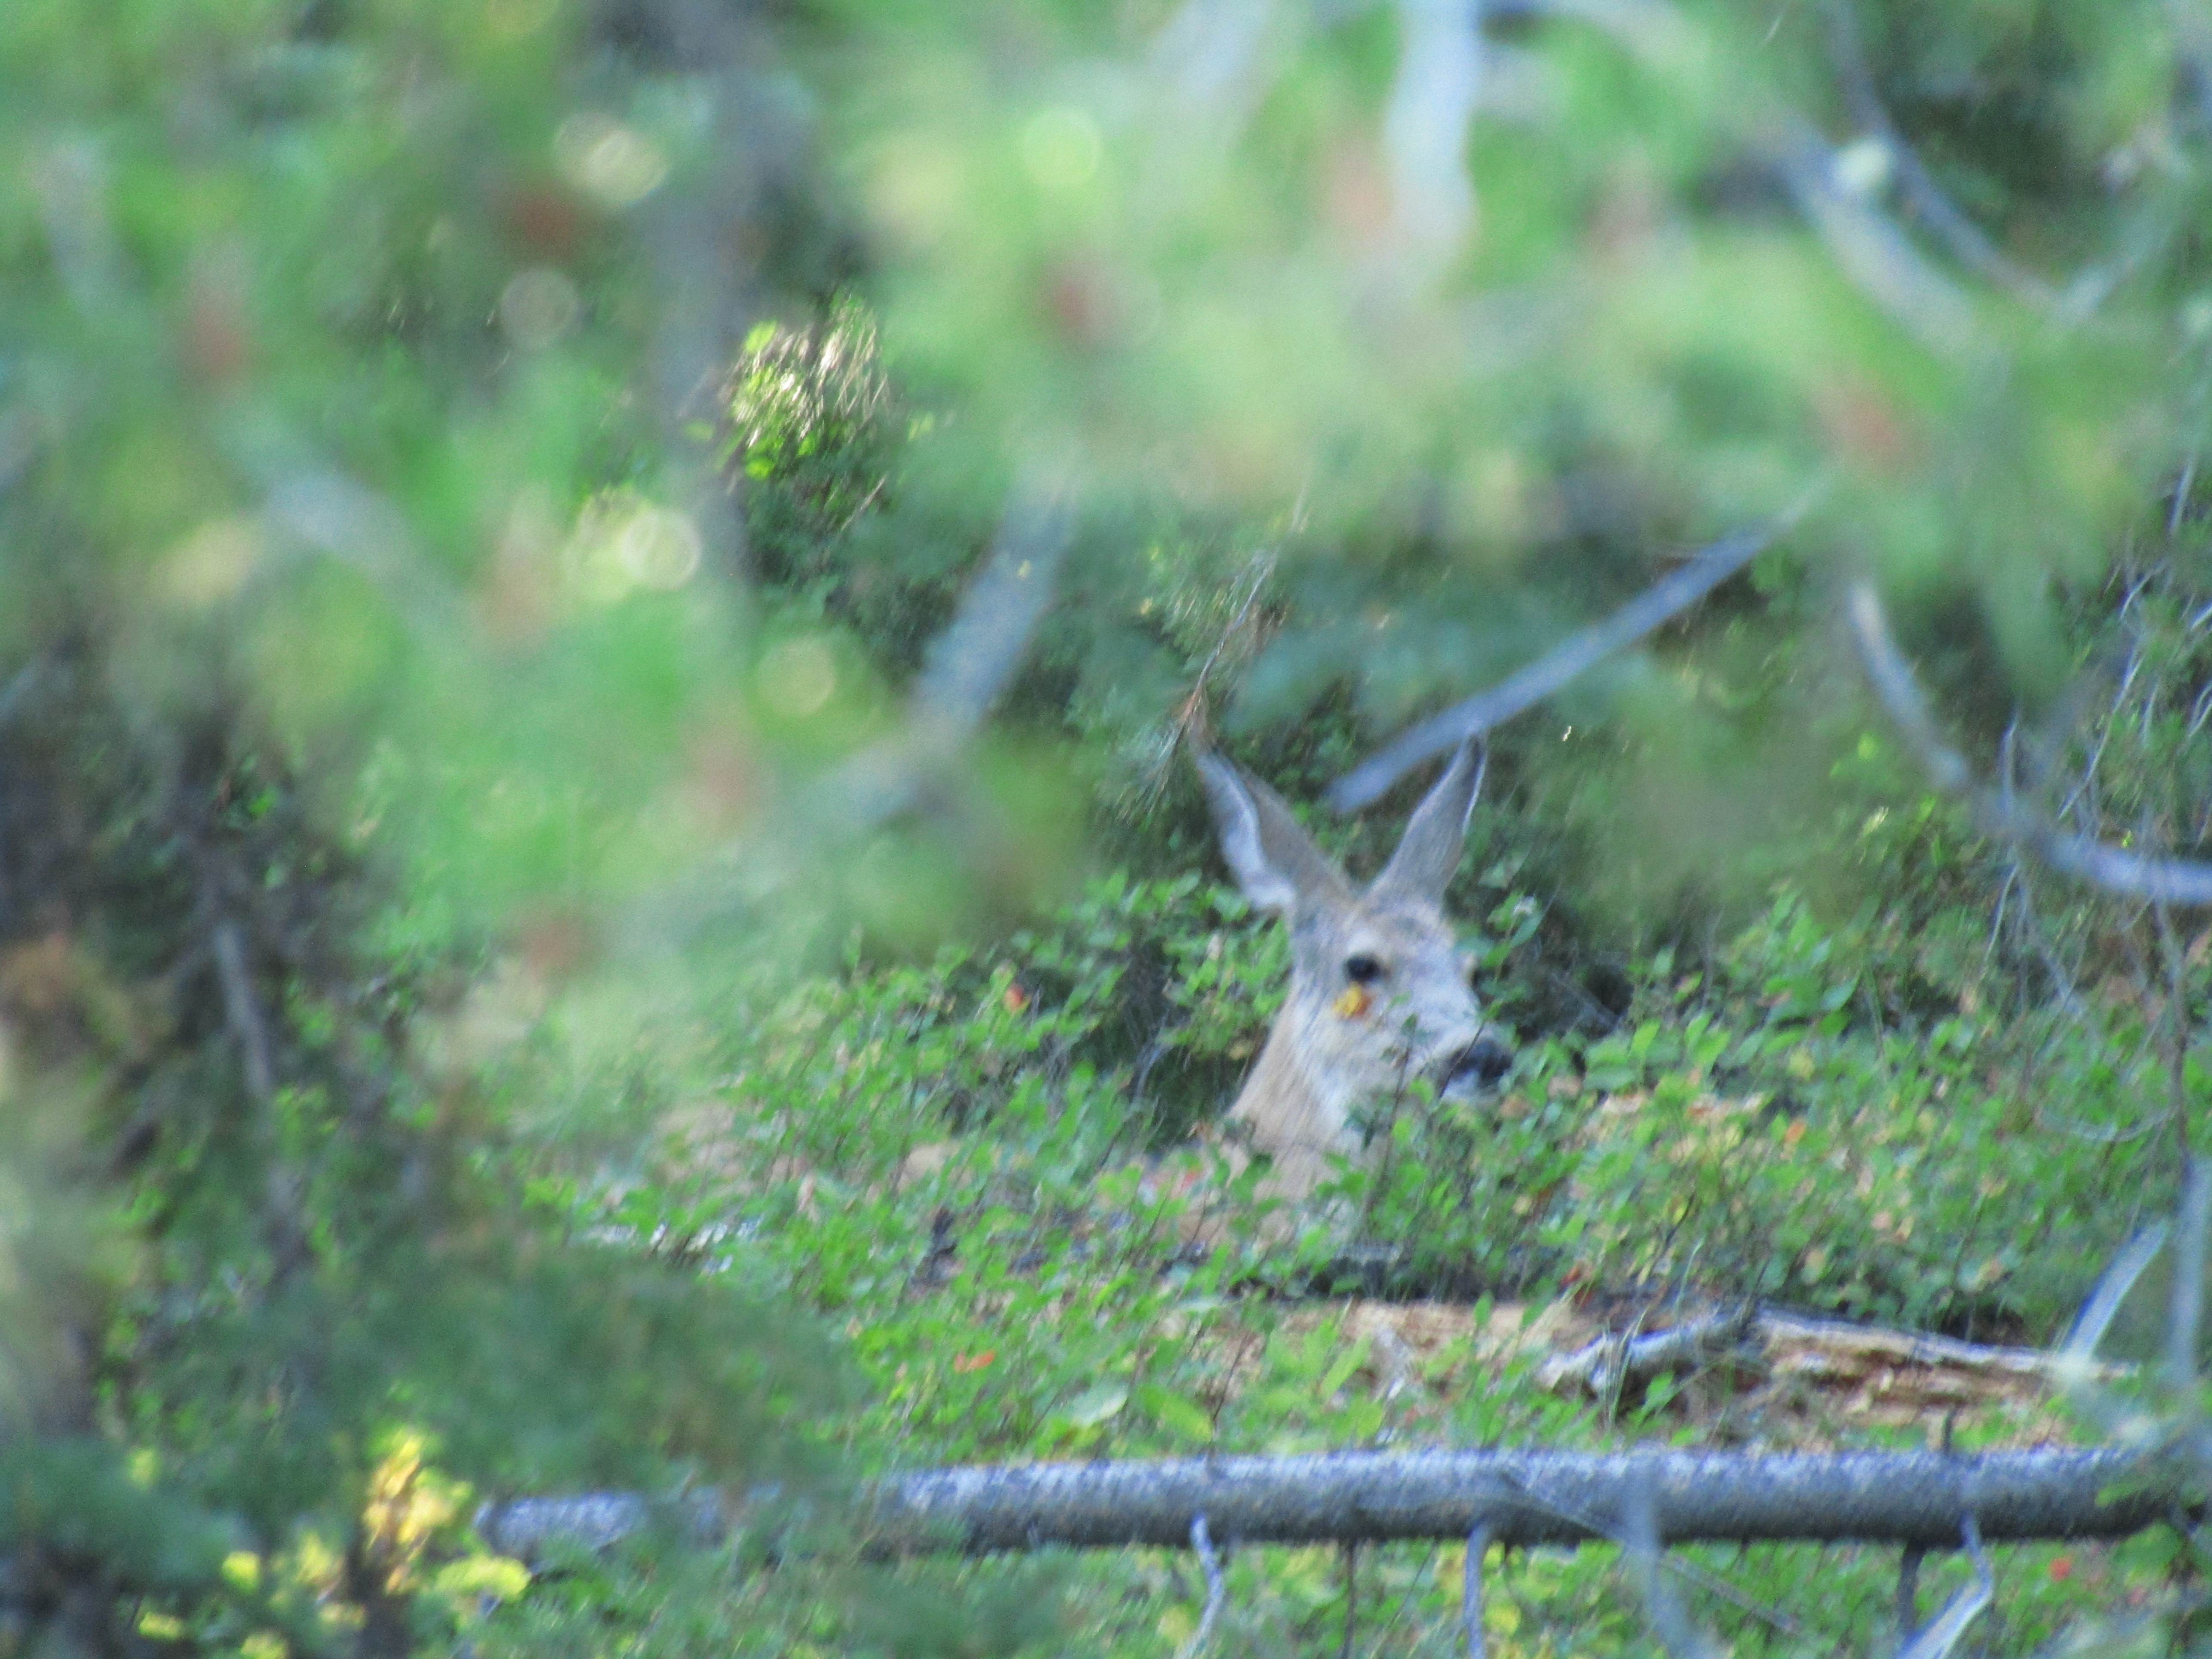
[0,0,878,1651]
[12,0,2212,1650]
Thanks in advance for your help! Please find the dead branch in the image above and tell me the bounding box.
[1847,583,2212,907]
[810,483,1073,830]
[876,1445,2164,1553]
[1773,125,1981,360]
[1535,1304,1759,1395]
[1821,0,2055,311]
[212,919,274,1105]
[1624,1474,1721,1659]
[1330,486,1823,813]
[477,1445,2169,1561]
[1462,1522,1489,1659]
[1898,1518,1992,1659]
[475,1491,723,1559]
[1539,1304,2122,1400]
[1178,1513,1225,1659]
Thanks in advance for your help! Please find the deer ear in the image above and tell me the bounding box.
[1195,751,1352,916]
[1372,741,1484,903]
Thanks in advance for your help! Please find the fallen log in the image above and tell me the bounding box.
[478,1445,2173,1561]
[1534,1304,1761,1396]
[1532,1305,2121,1408]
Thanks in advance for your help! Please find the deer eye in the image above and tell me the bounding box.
[1343,953,1385,985]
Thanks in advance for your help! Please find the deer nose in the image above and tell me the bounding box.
[1446,1036,1514,1091]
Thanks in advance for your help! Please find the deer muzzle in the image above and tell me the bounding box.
[1439,1035,1513,1100]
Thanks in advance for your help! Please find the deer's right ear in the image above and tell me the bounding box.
[1195,751,1352,915]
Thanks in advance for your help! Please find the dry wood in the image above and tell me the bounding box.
[1533,1305,2121,1418]
[477,1444,2170,1561]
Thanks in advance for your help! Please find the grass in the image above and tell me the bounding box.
[462,832,2205,1656]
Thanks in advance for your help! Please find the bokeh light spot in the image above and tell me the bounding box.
[1019,107,1102,191]
[758,635,838,717]
[162,516,264,609]
[500,267,581,349]
[555,113,671,209]
[617,506,702,589]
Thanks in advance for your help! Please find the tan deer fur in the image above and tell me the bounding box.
[1196,743,1510,1204]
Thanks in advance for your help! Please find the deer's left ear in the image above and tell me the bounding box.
[1195,750,1353,917]
[1372,742,1483,903]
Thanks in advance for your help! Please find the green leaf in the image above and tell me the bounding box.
[1057,1383,1128,1428]
[1135,1384,1214,1443]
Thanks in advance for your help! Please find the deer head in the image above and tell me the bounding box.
[1196,743,1511,1200]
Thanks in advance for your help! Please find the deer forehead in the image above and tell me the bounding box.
[1291,896,1460,974]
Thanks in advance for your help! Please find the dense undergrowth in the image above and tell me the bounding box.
[495,809,2201,1653]
[466,312,2212,1655]
[13,0,2212,1652]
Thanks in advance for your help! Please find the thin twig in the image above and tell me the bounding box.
[1463,1523,1490,1659]
[1896,1545,1922,1644]
[1155,546,1278,802]
[2153,876,2194,1163]
[1823,0,2054,309]
[1896,1517,1992,1659]
[1179,1513,1227,1659]
[1776,124,1981,360]
[1491,1465,1807,1639]
[1360,1539,1440,1654]
[2062,1222,2170,1369]
[1623,1478,1718,1659]
[2170,1156,2209,1399]
[213,919,275,1105]
[1339,1540,1358,1659]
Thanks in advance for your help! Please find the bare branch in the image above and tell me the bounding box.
[1383,0,1485,264]
[480,1447,2166,1562]
[1775,125,1982,360]
[1331,483,1823,812]
[811,485,1073,829]
[1177,1513,1226,1659]
[474,1492,720,1558]
[213,920,275,1106]
[1822,1,2055,310]
[2061,1222,2169,1371]
[1536,1303,1758,1396]
[1152,0,1282,128]
[2171,1156,2209,1397]
[914,489,1074,740]
[1623,1477,1720,1659]
[1462,1523,1489,1659]
[1896,1518,1992,1659]
[1896,1545,1922,1644]
[623,482,1074,947]
[1848,583,2212,907]
[1507,0,1988,348]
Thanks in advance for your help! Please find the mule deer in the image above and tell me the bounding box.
[1196,743,1512,1203]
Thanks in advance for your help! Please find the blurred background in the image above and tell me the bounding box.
[4,0,2211,1651]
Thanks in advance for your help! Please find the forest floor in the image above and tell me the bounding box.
[537,856,2194,1656]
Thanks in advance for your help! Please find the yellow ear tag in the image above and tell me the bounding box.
[1333,985,1373,1020]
